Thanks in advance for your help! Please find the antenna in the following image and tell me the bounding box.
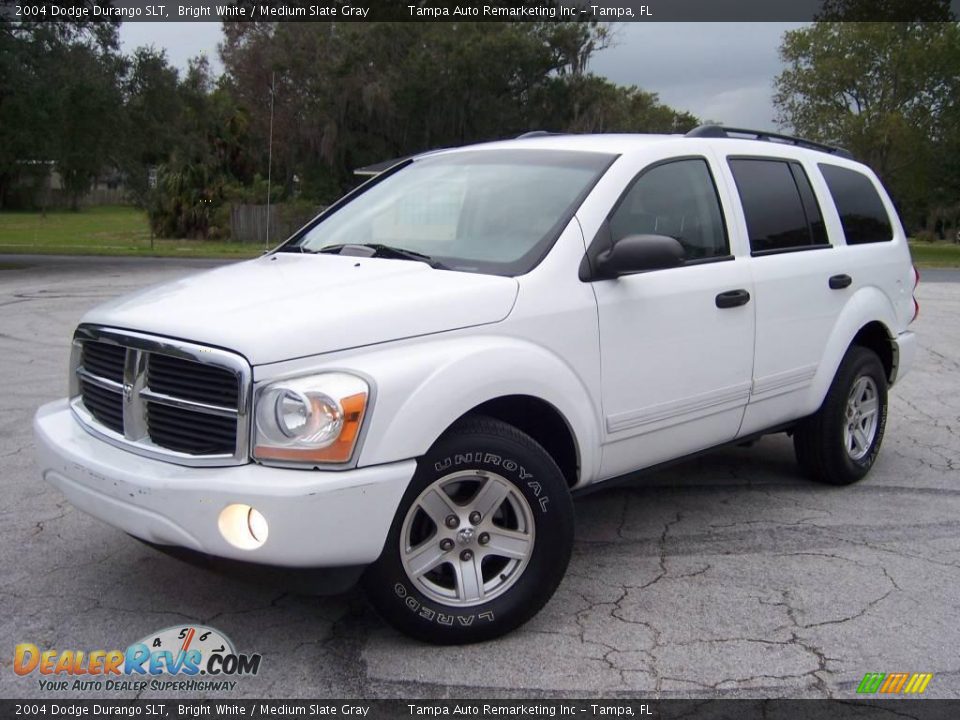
[264,71,275,251]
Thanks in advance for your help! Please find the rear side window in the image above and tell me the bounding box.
[728,159,829,255]
[819,164,893,244]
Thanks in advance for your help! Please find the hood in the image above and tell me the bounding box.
[81,253,519,365]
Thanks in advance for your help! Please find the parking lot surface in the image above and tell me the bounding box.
[1,255,958,699]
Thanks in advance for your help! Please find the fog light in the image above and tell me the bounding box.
[218,504,269,550]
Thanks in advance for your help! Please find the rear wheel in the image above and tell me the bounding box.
[363,416,574,644]
[794,346,888,485]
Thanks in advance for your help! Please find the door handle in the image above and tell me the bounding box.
[715,289,751,309]
[829,274,852,290]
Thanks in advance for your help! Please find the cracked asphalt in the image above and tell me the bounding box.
[1,255,958,700]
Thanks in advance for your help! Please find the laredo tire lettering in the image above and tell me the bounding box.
[391,582,496,625]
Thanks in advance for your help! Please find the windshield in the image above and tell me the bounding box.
[290,149,615,275]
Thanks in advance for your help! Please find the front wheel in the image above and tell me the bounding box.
[363,416,574,644]
[794,345,888,485]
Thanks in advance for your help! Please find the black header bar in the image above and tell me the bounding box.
[3,0,959,22]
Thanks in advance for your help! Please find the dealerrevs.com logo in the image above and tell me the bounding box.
[14,625,262,693]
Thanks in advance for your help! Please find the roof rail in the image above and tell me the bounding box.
[685,125,853,160]
[353,156,409,177]
[516,130,558,139]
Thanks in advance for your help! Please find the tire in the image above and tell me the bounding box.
[794,345,888,485]
[362,415,574,644]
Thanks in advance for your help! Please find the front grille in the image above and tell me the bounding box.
[146,402,237,455]
[79,377,124,433]
[82,341,125,383]
[72,328,249,466]
[147,354,239,407]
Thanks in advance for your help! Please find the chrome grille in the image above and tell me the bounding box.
[147,353,240,407]
[70,326,251,467]
[81,341,125,383]
[78,377,125,434]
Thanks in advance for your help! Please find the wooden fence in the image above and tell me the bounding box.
[229,203,323,244]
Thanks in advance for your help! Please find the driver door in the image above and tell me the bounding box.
[591,156,756,480]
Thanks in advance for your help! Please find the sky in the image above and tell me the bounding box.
[119,22,806,130]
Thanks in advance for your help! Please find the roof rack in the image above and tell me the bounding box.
[685,125,853,160]
[353,156,409,177]
[516,130,559,139]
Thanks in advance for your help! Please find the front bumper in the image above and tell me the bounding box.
[34,399,415,569]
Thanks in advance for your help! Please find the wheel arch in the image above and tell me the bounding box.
[453,395,581,488]
[808,287,898,415]
[850,321,895,383]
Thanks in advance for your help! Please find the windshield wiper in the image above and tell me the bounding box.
[313,243,448,269]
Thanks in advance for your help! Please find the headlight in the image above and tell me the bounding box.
[253,373,369,465]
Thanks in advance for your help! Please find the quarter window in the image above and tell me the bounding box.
[609,159,729,261]
[729,159,829,254]
[819,164,893,244]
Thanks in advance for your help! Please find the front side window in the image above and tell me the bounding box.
[819,164,893,244]
[608,158,729,261]
[729,158,829,254]
[291,149,615,276]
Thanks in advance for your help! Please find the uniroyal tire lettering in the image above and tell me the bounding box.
[429,456,550,514]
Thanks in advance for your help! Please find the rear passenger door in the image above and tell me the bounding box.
[720,156,849,436]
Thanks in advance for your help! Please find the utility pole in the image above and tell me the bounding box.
[264,71,275,252]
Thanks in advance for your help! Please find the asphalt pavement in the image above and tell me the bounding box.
[1,256,958,699]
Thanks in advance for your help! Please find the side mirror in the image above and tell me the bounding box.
[594,234,685,279]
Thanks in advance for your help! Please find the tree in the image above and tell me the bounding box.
[220,21,698,204]
[119,47,182,204]
[0,18,123,209]
[774,19,960,228]
[146,58,254,239]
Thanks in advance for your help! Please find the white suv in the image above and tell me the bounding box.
[34,126,919,644]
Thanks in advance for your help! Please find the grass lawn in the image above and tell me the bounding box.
[0,206,263,259]
[909,241,960,269]
[2,206,959,268]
